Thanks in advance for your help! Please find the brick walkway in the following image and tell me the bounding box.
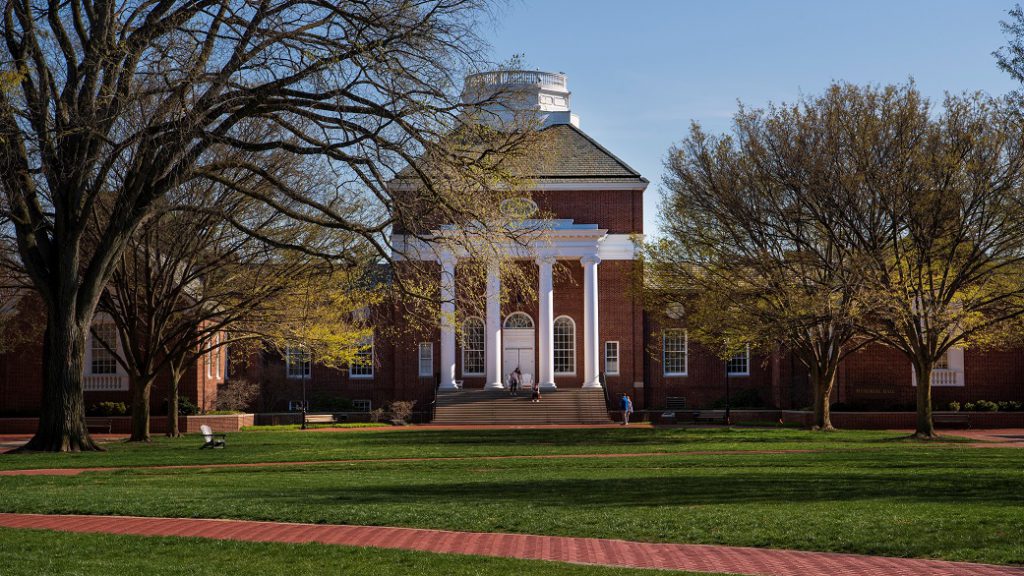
[0,513,1019,576]
[0,449,814,477]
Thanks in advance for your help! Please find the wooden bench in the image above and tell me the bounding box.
[85,418,113,434]
[934,412,970,428]
[304,413,344,426]
[661,397,697,423]
[693,412,727,424]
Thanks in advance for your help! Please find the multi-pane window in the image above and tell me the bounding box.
[286,346,311,379]
[418,342,433,377]
[935,351,949,370]
[553,316,575,375]
[663,330,687,376]
[350,336,374,378]
[726,345,750,376]
[504,312,534,328]
[604,341,620,375]
[462,317,485,376]
[90,324,118,375]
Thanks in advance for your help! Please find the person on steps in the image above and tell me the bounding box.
[531,380,542,403]
[509,367,521,396]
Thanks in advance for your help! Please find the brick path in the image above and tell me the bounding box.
[0,513,1020,576]
[0,449,813,476]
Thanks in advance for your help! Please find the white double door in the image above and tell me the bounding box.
[502,328,535,385]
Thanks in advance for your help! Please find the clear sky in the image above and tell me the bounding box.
[484,0,1022,237]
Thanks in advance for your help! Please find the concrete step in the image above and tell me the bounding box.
[433,388,611,425]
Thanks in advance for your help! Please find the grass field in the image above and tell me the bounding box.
[0,528,723,576]
[0,427,1021,567]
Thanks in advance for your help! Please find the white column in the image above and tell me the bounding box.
[484,260,505,390]
[581,254,602,388]
[536,255,556,390]
[438,253,457,391]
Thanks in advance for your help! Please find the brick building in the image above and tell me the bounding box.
[1,71,1021,421]
[0,294,224,417]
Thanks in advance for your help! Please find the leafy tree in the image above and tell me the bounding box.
[819,86,1024,438]
[0,0,534,451]
[647,88,872,430]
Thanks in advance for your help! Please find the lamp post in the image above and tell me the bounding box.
[300,354,309,430]
[724,361,732,426]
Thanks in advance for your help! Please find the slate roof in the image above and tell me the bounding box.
[393,123,647,186]
[531,124,647,184]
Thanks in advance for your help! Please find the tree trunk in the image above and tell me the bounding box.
[18,311,102,452]
[166,371,181,438]
[812,369,836,431]
[129,374,154,442]
[914,359,937,439]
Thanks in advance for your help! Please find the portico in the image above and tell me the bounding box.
[416,219,627,391]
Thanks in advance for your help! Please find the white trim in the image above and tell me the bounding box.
[350,337,375,379]
[503,311,535,329]
[727,344,750,377]
[553,315,576,376]
[604,340,620,376]
[418,342,433,378]
[663,330,688,377]
[461,316,486,376]
[388,181,648,192]
[285,346,311,380]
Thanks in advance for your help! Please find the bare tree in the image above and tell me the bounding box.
[0,0,535,451]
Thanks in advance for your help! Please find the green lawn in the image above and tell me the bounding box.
[0,528,719,575]
[0,428,1021,566]
[0,427,954,470]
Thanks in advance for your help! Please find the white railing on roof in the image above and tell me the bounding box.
[465,70,567,90]
[83,374,128,391]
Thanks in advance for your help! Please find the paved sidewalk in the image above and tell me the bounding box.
[0,513,1020,576]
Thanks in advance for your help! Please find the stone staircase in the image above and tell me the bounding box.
[432,388,611,425]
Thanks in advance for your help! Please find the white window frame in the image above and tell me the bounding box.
[418,342,433,377]
[350,337,374,379]
[604,341,620,376]
[726,344,750,377]
[285,346,311,379]
[462,317,486,376]
[663,330,688,376]
[89,323,119,376]
[553,316,576,376]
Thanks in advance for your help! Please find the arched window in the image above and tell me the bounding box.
[462,317,485,376]
[553,316,575,375]
[503,312,534,329]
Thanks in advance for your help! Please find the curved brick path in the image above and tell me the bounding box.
[0,513,1020,576]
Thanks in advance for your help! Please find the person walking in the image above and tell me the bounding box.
[509,367,521,396]
[531,380,542,403]
[620,393,633,425]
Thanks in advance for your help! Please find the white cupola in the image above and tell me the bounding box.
[461,70,580,128]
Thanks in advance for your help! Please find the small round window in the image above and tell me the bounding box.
[500,197,538,219]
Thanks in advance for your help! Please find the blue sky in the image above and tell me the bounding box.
[484,0,1021,237]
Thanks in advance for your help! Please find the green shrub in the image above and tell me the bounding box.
[947,401,961,412]
[310,394,354,412]
[974,400,999,412]
[712,388,765,409]
[177,397,199,416]
[963,402,976,411]
[87,402,127,416]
